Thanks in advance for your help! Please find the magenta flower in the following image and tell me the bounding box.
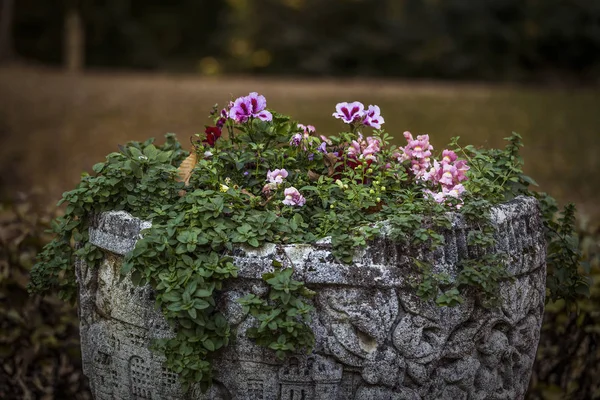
[266,169,288,184]
[363,105,385,129]
[228,92,273,123]
[282,187,306,206]
[229,96,252,123]
[333,101,365,124]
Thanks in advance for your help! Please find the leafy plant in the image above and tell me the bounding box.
[28,93,591,392]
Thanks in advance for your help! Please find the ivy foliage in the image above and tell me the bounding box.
[29,97,591,392]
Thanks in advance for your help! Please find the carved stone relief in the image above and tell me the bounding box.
[78,196,546,399]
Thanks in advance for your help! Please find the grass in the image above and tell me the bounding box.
[0,66,599,216]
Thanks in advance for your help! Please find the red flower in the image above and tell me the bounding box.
[203,126,222,147]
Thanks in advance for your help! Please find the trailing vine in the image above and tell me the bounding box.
[29,95,590,391]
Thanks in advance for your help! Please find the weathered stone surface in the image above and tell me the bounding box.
[78,196,546,399]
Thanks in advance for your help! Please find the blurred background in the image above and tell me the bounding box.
[0,1,599,399]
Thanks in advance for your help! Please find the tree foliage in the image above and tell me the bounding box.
[12,0,600,81]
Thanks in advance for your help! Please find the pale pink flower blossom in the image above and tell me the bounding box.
[282,187,306,206]
[266,169,289,184]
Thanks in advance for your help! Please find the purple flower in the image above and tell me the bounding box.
[363,105,385,129]
[317,142,327,154]
[308,153,314,161]
[290,133,302,147]
[228,92,272,123]
[216,117,227,129]
[266,169,289,184]
[333,101,365,124]
[282,187,306,206]
[243,171,249,176]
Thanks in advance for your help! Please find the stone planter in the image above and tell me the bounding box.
[76,196,546,400]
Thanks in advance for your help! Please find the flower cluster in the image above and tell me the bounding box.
[396,131,433,179]
[206,92,469,209]
[333,101,385,129]
[394,132,469,206]
[425,151,469,206]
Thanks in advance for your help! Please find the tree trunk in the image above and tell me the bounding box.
[64,7,84,72]
[0,0,14,62]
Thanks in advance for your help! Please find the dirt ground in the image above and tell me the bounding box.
[1,65,599,217]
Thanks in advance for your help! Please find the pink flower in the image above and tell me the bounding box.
[427,157,469,188]
[320,135,332,145]
[398,131,433,179]
[347,140,362,158]
[298,124,316,137]
[408,135,432,159]
[454,159,470,182]
[362,105,385,129]
[333,101,365,124]
[266,169,288,184]
[282,187,306,206]
[424,189,447,204]
[425,184,465,207]
[347,135,381,161]
[364,136,381,153]
[444,183,466,198]
[441,149,457,164]
[439,163,458,186]
[228,92,273,123]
